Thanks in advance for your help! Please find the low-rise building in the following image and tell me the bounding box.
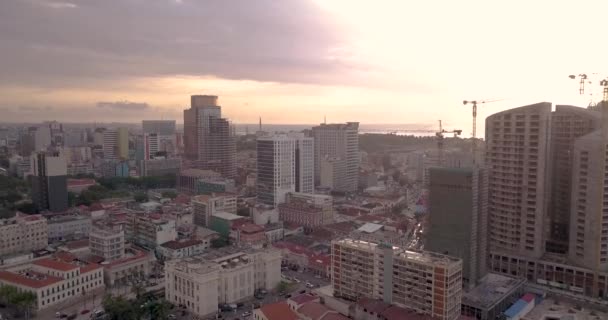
[157,239,208,261]
[0,254,104,310]
[140,158,181,177]
[125,214,177,248]
[89,225,125,261]
[461,273,526,320]
[0,214,48,257]
[264,223,284,243]
[192,193,237,227]
[349,223,408,248]
[210,211,247,237]
[47,214,91,242]
[165,246,281,318]
[66,178,96,194]
[253,301,299,320]
[177,169,222,194]
[231,223,266,247]
[102,247,154,287]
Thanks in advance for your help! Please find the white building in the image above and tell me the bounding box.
[165,246,281,318]
[0,255,104,310]
[89,226,125,261]
[192,193,237,227]
[0,214,48,257]
[257,134,296,207]
[47,214,91,242]
[125,214,177,248]
[312,122,359,192]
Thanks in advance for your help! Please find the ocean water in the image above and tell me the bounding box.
[234,123,436,137]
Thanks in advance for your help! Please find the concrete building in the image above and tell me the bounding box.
[253,301,299,320]
[177,169,222,194]
[143,133,161,160]
[291,133,314,194]
[257,134,296,207]
[319,156,347,191]
[30,152,68,213]
[102,128,128,160]
[140,158,181,177]
[47,214,91,242]
[102,247,154,286]
[165,246,281,318]
[125,214,177,248]
[0,214,48,257]
[0,255,104,310]
[142,120,176,136]
[89,226,125,261]
[546,105,600,254]
[312,122,359,192]
[461,273,525,320]
[332,238,462,320]
[485,102,552,259]
[157,239,209,261]
[279,192,333,228]
[426,167,487,289]
[183,95,236,178]
[192,193,237,227]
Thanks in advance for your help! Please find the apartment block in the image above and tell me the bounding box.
[0,214,48,257]
[89,225,125,261]
[332,239,462,320]
[47,214,91,242]
[279,192,334,228]
[30,152,68,213]
[177,169,222,194]
[125,214,177,248]
[256,134,296,207]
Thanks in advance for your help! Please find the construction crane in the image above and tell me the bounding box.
[569,73,589,94]
[600,79,608,103]
[436,120,462,166]
[462,99,502,163]
[569,73,599,107]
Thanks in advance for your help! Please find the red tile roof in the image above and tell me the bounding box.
[259,302,298,320]
[380,305,439,320]
[321,313,350,320]
[33,258,78,272]
[298,302,329,320]
[0,271,62,289]
[104,249,149,269]
[289,293,318,305]
[357,297,391,314]
[235,223,264,234]
[79,262,102,274]
[65,239,90,250]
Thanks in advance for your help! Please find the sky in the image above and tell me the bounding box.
[1,0,608,135]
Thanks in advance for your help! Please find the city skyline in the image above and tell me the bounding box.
[2,1,607,131]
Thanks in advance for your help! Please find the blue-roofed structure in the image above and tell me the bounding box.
[504,300,527,318]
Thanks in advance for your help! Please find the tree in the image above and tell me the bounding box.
[161,191,178,199]
[131,282,145,300]
[0,285,17,305]
[133,192,148,203]
[13,291,36,320]
[149,299,171,320]
[102,294,140,320]
[15,202,37,214]
[211,236,229,248]
[275,281,289,293]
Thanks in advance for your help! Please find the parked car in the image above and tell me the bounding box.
[242,311,252,317]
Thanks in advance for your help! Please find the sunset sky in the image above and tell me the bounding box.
[1,0,608,135]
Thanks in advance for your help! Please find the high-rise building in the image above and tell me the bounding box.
[30,152,68,212]
[142,120,176,136]
[567,112,608,270]
[426,167,487,290]
[546,105,600,254]
[485,102,551,259]
[332,239,462,320]
[183,95,236,178]
[312,122,359,192]
[102,128,128,160]
[290,133,314,194]
[143,133,160,160]
[257,134,296,207]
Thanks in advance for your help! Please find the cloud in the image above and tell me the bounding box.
[96,101,149,110]
[0,0,354,88]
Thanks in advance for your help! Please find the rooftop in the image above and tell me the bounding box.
[289,293,318,305]
[298,302,330,320]
[0,270,62,289]
[161,239,203,250]
[462,273,526,309]
[33,258,79,272]
[357,223,384,233]
[212,211,243,221]
[335,239,461,266]
[523,297,607,320]
[258,301,298,320]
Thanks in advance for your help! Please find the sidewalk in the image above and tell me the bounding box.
[36,287,105,320]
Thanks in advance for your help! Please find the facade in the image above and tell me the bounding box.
[157,239,209,261]
[546,105,600,254]
[30,152,68,212]
[47,214,91,242]
[287,192,333,225]
[140,158,181,177]
[165,246,281,317]
[125,215,177,248]
[292,133,314,194]
[177,169,222,194]
[461,273,526,320]
[319,156,347,191]
[143,133,160,160]
[0,255,104,310]
[485,102,551,259]
[256,134,296,207]
[279,198,324,229]
[192,193,237,227]
[89,226,125,261]
[332,238,462,320]
[426,167,487,289]
[103,248,154,286]
[0,214,48,256]
[102,128,128,160]
[183,95,236,178]
[312,122,359,192]
[142,120,176,136]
